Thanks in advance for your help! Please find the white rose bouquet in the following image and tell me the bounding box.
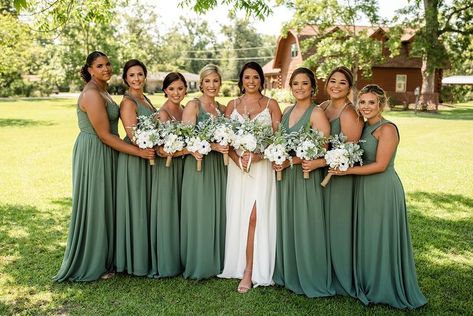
[231,117,273,172]
[159,121,190,167]
[264,126,298,181]
[186,118,214,171]
[321,133,364,187]
[294,126,327,179]
[210,116,235,166]
[131,115,160,165]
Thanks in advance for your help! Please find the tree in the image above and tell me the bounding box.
[279,0,388,88]
[178,0,271,19]
[396,0,473,108]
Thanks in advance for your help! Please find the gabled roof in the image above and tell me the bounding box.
[262,59,280,74]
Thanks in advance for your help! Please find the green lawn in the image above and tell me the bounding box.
[1,96,472,315]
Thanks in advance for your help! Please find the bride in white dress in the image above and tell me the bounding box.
[218,62,282,293]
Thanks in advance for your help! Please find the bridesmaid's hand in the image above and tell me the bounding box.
[301,159,323,173]
[211,143,229,154]
[139,148,156,160]
[241,152,262,166]
[328,168,348,176]
[156,146,168,158]
[272,159,291,171]
[190,151,203,160]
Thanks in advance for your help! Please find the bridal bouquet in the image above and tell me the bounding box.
[131,115,160,165]
[294,125,328,179]
[186,118,214,171]
[231,117,273,172]
[321,133,364,187]
[210,116,235,166]
[158,121,190,167]
[264,126,298,181]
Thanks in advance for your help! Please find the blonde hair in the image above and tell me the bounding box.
[357,84,389,112]
[199,64,222,92]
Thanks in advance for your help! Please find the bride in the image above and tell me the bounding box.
[218,62,281,293]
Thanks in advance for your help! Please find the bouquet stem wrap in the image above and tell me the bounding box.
[320,173,332,187]
[276,170,282,181]
[197,159,202,171]
[165,155,172,167]
[223,153,229,166]
[303,171,310,179]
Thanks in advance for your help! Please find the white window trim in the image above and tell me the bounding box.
[395,74,407,93]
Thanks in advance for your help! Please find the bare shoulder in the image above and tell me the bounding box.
[340,104,362,123]
[184,99,199,110]
[379,122,399,140]
[319,100,330,109]
[282,105,293,115]
[79,87,106,111]
[120,96,136,109]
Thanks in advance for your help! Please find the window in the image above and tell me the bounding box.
[291,43,298,58]
[395,74,407,93]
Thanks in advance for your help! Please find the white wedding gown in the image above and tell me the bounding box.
[218,105,277,287]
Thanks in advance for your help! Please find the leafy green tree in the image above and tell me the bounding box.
[178,0,271,18]
[279,0,387,87]
[396,0,473,108]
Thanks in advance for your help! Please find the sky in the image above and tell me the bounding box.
[151,0,410,38]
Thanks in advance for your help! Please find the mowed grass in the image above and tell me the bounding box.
[0,95,472,315]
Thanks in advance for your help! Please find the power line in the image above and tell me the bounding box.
[180,56,274,61]
[182,46,274,53]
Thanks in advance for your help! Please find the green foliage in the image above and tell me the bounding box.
[265,88,295,104]
[220,81,240,97]
[282,0,385,84]
[179,0,271,19]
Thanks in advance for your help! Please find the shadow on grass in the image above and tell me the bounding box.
[387,105,473,120]
[0,118,55,127]
[1,192,472,314]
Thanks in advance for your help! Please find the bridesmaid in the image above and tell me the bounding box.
[180,64,229,280]
[272,67,332,297]
[329,84,427,309]
[320,66,363,296]
[148,72,187,278]
[53,52,155,282]
[115,59,158,276]
[218,62,281,293]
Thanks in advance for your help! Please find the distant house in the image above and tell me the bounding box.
[146,72,199,93]
[263,25,444,104]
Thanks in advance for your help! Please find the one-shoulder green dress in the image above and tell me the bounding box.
[148,109,184,278]
[353,119,427,309]
[180,100,227,280]
[115,93,156,276]
[273,104,332,297]
[53,97,119,282]
[323,105,356,296]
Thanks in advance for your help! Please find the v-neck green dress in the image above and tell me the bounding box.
[273,104,332,297]
[54,97,119,282]
[353,119,427,309]
[180,100,227,280]
[115,93,156,276]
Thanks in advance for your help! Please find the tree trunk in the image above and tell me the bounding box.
[419,55,438,111]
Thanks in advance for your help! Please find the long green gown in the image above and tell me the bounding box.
[323,104,356,296]
[53,97,119,282]
[273,104,332,297]
[148,109,184,278]
[115,93,156,276]
[354,119,427,309]
[180,100,227,280]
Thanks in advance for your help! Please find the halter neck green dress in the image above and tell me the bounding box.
[53,96,119,282]
[115,93,156,276]
[323,103,356,296]
[273,104,332,297]
[148,108,184,278]
[180,99,227,280]
[353,119,426,309]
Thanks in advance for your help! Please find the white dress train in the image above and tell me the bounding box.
[217,105,277,287]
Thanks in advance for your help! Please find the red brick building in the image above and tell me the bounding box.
[262,25,443,105]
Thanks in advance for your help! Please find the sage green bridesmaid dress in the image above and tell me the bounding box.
[53,98,119,282]
[353,119,427,309]
[323,103,356,296]
[148,109,184,278]
[115,93,156,276]
[273,104,332,297]
[180,100,227,280]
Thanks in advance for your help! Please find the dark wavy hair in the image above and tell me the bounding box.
[162,72,188,97]
[324,66,354,93]
[122,59,148,87]
[289,67,317,96]
[238,61,265,95]
[80,51,107,83]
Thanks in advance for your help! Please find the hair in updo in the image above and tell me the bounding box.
[289,67,317,95]
[199,64,222,92]
[324,66,354,92]
[162,72,187,97]
[122,59,148,87]
[238,62,265,95]
[80,51,107,83]
[357,84,389,112]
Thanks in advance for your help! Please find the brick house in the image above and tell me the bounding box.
[262,25,443,105]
